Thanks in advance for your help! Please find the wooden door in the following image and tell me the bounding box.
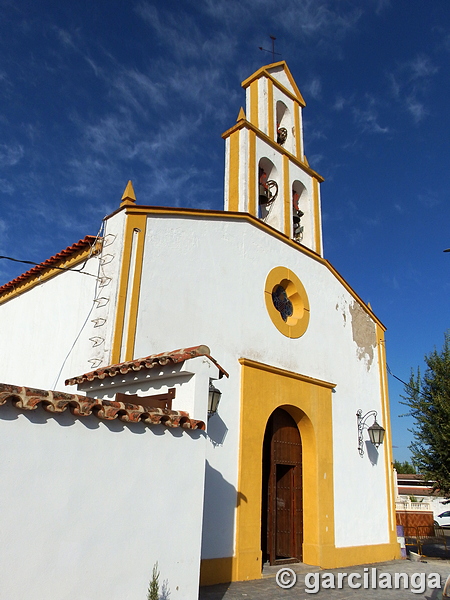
[261,408,303,565]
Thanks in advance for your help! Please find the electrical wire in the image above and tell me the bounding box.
[52,219,107,389]
[0,255,99,278]
[1,223,106,281]
[386,363,430,403]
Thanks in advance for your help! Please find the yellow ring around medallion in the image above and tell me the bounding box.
[264,266,310,338]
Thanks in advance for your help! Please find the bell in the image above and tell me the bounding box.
[259,184,269,204]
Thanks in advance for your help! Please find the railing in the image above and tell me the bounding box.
[396,499,432,511]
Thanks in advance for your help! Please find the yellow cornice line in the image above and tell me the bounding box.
[238,357,336,389]
[105,205,386,331]
[241,63,306,107]
[268,74,306,107]
[241,61,286,87]
[0,243,101,305]
[222,119,324,183]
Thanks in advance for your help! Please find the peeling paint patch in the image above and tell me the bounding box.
[335,297,347,326]
[349,301,376,370]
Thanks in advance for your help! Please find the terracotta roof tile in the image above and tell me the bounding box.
[0,235,98,295]
[398,487,438,497]
[66,345,229,386]
[0,383,205,430]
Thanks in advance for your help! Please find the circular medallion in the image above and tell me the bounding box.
[264,267,310,338]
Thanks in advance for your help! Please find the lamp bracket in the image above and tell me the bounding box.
[356,409,378,457]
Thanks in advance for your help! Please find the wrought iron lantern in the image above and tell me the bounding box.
[208,382,222,416]
[356,409,385,457]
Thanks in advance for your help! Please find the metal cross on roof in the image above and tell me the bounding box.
[259,35,281,62]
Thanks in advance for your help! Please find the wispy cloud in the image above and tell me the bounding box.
[53,26,76,50]
[418,191,441,209]
[0,143,24,167]
[387,54,438,123]
[405,97,427,123]
[305,77,322,100]
[375,0,391,14]
[352,96,389,134]
[408,55,438,80]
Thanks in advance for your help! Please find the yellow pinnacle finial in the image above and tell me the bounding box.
[237,107,246,122]
[120,180,136,207]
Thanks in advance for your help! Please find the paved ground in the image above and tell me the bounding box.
[200,556,450,600]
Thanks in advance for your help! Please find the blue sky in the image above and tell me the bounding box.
[1,0,449,462]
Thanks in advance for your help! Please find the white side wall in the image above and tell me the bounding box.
[133,214,390,555]
[0,212,125,391]
[0,401,206,600]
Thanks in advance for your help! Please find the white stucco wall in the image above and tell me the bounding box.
[0,213,125,392]
[0,400,206,600]
[133,213,391,555]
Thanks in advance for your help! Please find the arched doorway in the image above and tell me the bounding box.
[261,407,303,565]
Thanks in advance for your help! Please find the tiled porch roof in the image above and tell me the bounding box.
[66,345,228,386]
[0,383,205,430]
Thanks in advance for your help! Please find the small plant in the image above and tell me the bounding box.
[160,578,170,600]
[147,562,160,600]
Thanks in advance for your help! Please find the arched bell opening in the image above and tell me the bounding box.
[261,407,303,566]
[258,158,278,221]
[292,181,307,242]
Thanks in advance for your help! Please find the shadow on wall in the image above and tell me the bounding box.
[207,413,228,446]
[0,397,205,441]
[365,440,380,465]
[200,460,239,587]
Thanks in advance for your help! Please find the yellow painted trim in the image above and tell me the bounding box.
[319,542,401,569]
[241,61,306,107]
[312,178,322,255]
[200,542,400,585]
[264,266,310,338]
[294,103,301,159]
[228,131,240,212]
[222,119,324,183]
[111,213,147,364]
[0,242,101,305]
[241,61,286,87]
[249,80,259,129]
[105,205,385,331]
[377,326,398,544]
[248,130,257,216]
[238,358,336,389]
[123,217,147,361]
[267,78,274,140]
[200,558,237,586]
[234,359,335,580]
[269,75,306,107]
[283,155,290,236]
[201,541,400,585]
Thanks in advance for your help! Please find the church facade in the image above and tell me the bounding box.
[0,62,400,596]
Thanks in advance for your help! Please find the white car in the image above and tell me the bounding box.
[434,510,450,528]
